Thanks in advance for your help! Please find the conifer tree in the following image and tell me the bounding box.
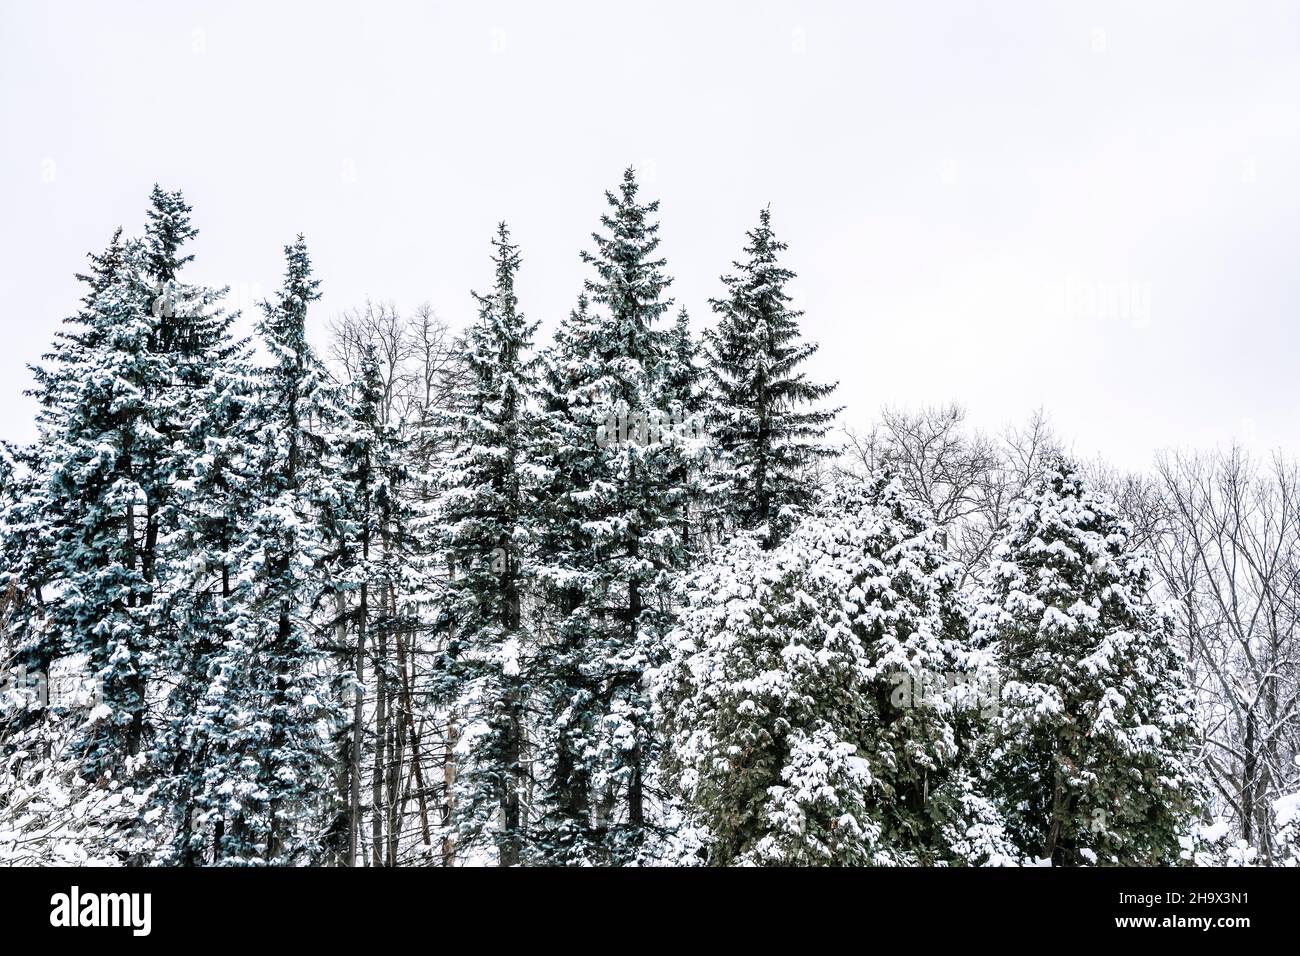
[38,237,170,778]
[704,207,839,548]
[658,306,708,556]
[6,230,128,680]
[3,230,127,689]
[432,224,537,865]
[36,188,236,781]
[529,293,603,863]
[131,187,249,863]
[149,350,252,864]
[660,305,701,416]
[207,237,346,863]
[976,456,1203,865]
[0,196,235,859]
[657,474,1013,866]
[531,168,687,863]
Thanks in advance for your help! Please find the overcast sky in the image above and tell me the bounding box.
[2,0,1297,469]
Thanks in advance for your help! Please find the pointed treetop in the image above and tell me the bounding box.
[581,168,672,336]
[593,165,662,245]
[258,235,321,351]
[74,227,126,307]
[358,340,385,409]
[673,304,691,340]
[144,185,198,281]
[619,165,640,198]
[489,222,522,292]
[281,234,321,303]
[735,205,787,274]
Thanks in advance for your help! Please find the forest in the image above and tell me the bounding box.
[0,170,1296,867]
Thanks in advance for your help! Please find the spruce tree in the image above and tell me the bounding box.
[531,168,687,863]
[1,194,234,860]
[658,306,708,556]
[976,456,1203,865]
[208,237,346,864]
[31,188,236,782]
[132,188,249,864]
[8,229,129,685]
[149,351,253,864]
[529,293,603,863]
[39,236,171,779]
[660,305,702,416]
[431,224,537,865]
[704,207,839,548]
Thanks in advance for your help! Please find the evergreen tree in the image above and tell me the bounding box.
[1,194,234,860]
[529,293,602,863]
[658,306,708,556]
[39,236,171,779]
[531,168,687,863]
[32,188,236,782]
[657,474,1013,866]
[149,350,253,864]
[207,237,346,864]
[432,224,537,865]
[976,456,1203,865]
[660,305,701,416]
[6,228,128,684]
[704,207,839,548]
[130,187,249,864]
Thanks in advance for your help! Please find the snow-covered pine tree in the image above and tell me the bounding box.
[531,168,688,863]
[704,207,839,548]
[529,293,603,864]
[209,237,346,864]
[0,225,172,864]
[37,236,172,781]
[656,473,1013,866]
[28,187,237,786]
[660,305,704,440]
[429,224,538,866]
[132,189,238,717]
[658,305,709,558]
[3,229,127,693]
[149,343,252,865]
[976,456,1204,865]
[101,186,253,865]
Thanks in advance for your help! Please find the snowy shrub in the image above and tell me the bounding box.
[976,456,1204,865]
[1274,793,1300,867]
[655,473,1014,866]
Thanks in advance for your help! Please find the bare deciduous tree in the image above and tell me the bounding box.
[1150,448,1300,861]
[324,299,467,866]
[842,404,1058,584]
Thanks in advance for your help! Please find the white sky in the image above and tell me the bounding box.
[2,0,1297,469]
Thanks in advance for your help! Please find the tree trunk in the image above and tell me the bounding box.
[368,580,385,867]
[441,716,457,867]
